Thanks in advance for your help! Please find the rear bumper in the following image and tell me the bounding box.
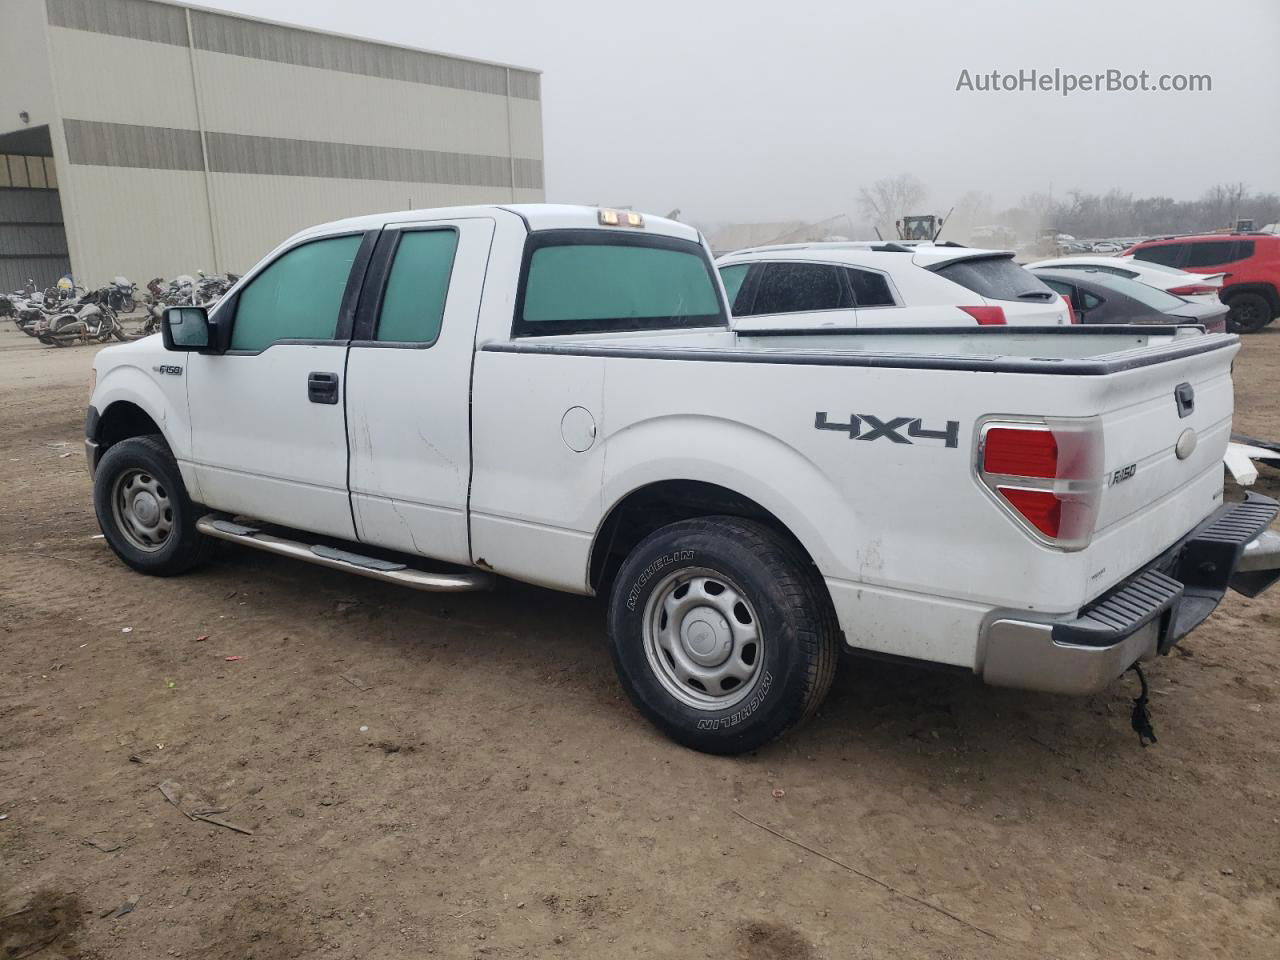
[981,493,1280,695]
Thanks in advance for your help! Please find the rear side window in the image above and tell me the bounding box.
[846,268,895,306]
[934,256,1055,302]
[1131,244,1183,267]
[1184,241,1235,268]
[749,263,847,315]
[718,263,750,312]
[230,234,361,351]
[516,234,723,336]
[375,229,458,344]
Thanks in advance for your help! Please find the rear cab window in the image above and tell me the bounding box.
[933,255,1056,303]
[514,231,725,337]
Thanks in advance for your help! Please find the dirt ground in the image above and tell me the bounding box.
[2,323,1279,960]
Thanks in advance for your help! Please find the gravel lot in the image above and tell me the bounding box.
[2,323,1279,960]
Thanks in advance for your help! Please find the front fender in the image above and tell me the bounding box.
[598,413,860,580]
[90,345,192,467]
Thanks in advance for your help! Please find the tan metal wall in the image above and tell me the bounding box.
[37,0,544,284]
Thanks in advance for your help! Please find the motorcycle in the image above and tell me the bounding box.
[9,289,49,337]
[36,287,128,346]
[107,276,137,314]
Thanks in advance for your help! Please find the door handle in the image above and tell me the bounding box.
[308,371,339,405]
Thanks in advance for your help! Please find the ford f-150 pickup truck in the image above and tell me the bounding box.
[85,204,1280,754]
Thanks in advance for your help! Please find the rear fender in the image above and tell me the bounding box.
[598,414,858,579]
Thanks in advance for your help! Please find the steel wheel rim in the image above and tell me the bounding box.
[642,566,764,711]
[111,468,173,552]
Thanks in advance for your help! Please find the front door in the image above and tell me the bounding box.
[185,231,372,540]
[344,216,495,563]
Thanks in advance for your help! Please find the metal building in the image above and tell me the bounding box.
[0,0,544,291]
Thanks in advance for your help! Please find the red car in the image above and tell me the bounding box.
[1122,233,1280,333]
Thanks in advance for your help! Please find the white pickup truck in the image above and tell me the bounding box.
[86,204,1280,754]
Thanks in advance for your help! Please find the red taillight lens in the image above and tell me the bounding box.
[996,487,1061,538]
[977,419,1103,550]
[1061,294,1077,324]
[983,427,1058,478]
[959,305,1006,325]
[1167,284,1216,296]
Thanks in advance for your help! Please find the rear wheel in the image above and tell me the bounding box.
[607,516,839,754]
[1225,292,1273,334]
[93,435,213,576]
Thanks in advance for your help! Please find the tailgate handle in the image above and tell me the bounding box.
[1174,382,1195,419]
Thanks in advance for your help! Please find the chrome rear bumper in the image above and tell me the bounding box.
[980,494,1280,696]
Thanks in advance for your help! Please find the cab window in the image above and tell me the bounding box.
[516,234,724,336]
[230,234,362,352]
[375,229,458,344]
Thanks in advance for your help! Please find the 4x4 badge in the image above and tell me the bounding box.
[815,412,959,448]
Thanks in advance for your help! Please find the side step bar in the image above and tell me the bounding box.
[196,515,494,593]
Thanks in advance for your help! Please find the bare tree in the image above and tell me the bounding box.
[858,174,927,239]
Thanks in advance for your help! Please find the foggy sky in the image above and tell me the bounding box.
[200,0,1280,226]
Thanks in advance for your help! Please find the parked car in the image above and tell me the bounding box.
[85,204,1279,755]
[1026,256,1225,303]
[1122,233,1280,333]
[1089,241,1124,253]
[716,243,1070,328]
[1031,268,1228,333]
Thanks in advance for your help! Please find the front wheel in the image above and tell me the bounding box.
[607,517,839,754]
[1226,292,1273,334]
[93,435,213,576]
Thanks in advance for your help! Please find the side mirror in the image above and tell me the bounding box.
[162,305,211,351]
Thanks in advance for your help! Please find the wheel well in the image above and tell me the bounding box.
[589,480,814,595]
[1223,283,1280,315]
[95,402,162,452]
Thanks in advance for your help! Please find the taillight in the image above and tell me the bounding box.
[983,427,1058,477]
[977,419,1104,550]
[997,488,1061,538]
[959,305,1006,325]
[1167,284,1217,296]
[1061,294,1077,324]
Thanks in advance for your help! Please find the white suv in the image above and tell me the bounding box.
[717,242,1070,329]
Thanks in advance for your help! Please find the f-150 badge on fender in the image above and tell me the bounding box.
[815,412,960,448]
[152,364,183,376]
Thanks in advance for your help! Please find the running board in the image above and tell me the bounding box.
[196,515,493,593]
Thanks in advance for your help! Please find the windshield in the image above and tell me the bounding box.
[516,235,725,336]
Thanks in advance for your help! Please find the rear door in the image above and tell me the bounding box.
[186,231,373,539]
[343,216,495,563]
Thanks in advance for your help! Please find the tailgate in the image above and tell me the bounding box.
[1080,340,1238,598]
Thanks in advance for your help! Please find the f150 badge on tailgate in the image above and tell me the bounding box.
[815,412,960,448]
